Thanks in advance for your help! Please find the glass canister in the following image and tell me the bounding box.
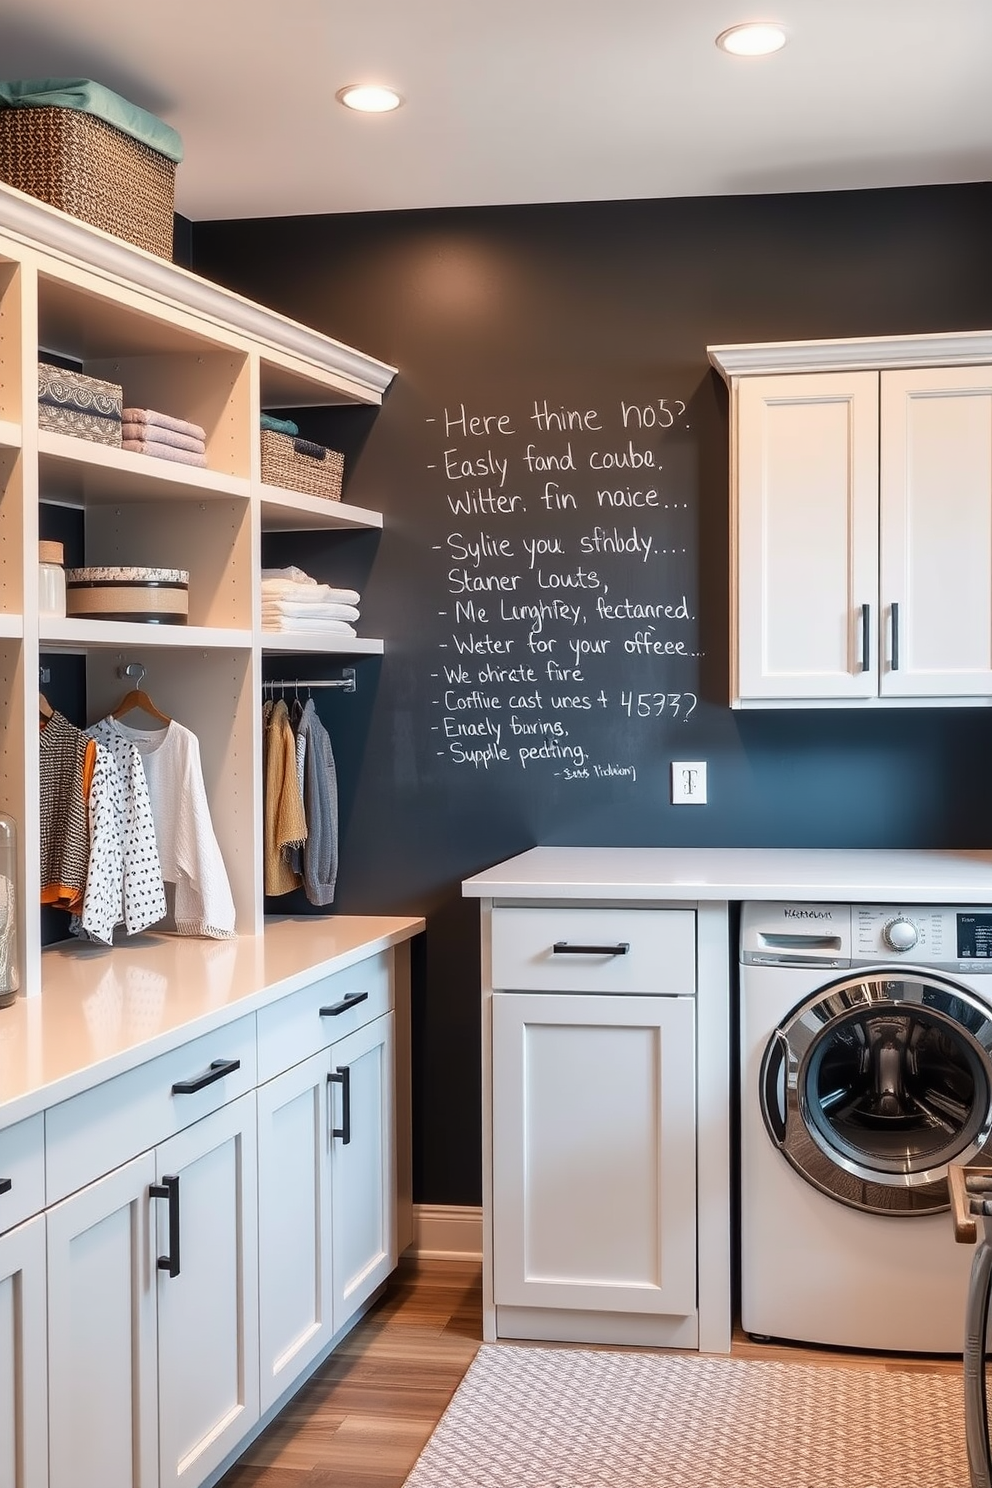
[0,812,18,1007]
[39,539,67,618]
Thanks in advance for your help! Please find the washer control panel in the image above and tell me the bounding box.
[741,902,992,971]
[851,905,992,971]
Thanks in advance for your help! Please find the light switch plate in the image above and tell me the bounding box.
[671,761,707,804]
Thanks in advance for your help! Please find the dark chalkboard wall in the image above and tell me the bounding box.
[193,183,992,1204]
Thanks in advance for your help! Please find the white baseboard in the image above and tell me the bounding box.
[411,1204,483,1261]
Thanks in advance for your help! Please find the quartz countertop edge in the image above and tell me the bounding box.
[0,914,424,1127]
[461,846,992,902]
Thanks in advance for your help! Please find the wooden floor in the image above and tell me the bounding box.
[217,1259,484,1488]
[217,1256,963,1487]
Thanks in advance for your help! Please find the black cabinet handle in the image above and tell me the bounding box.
[319,991,369,1017]
[328,1066,352,1145]
[552,941,630,956]
[171,1057,241,1095]
[0,1177,11,1196]
[150,1174,181,1277]
[891,601,900,671]
[860,602,871,673]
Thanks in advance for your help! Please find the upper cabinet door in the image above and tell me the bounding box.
[880,367,992,699]
[734,372,880,704]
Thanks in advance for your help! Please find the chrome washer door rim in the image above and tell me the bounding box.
[759,971,992,1214]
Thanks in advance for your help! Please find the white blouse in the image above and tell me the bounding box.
[93,717,236,940]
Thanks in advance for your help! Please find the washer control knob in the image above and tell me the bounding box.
[884,917,919,952]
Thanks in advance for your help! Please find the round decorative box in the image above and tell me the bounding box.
[65,566,189,624]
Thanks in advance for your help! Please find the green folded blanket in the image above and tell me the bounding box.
[0,79,183,163]
[261,413,300,437]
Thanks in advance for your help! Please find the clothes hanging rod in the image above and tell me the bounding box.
[263,667,356,694]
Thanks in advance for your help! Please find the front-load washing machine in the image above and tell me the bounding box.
[740,900,992,1353]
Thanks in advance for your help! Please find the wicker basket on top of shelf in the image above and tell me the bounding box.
[0,106,176,258]
[260,429,344,501]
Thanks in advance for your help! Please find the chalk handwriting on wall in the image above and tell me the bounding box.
[423,394,700,781]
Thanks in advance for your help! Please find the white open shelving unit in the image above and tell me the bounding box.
[0,180,396,997]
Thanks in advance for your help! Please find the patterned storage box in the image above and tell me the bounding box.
[65,566,189,624]
[0,106,176,258]
[38,361,122,447]
[260,429,344,501]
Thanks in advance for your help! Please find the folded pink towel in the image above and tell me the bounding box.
[121,421,205,454]
[122,407,207,442]
[122,438,208,467]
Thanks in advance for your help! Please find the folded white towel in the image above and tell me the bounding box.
[122,439,208,467]
[261,617,357,636]
[260,579,361,605]
[123,408,207,442]
[260,566,316,584]
[121,421,205,454]
[262,600,361,622]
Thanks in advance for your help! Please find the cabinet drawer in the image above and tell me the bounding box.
[45,1014,256,1204]
[491,908,696,994]
[0,1112,45,1234]
[256,952,392,1083]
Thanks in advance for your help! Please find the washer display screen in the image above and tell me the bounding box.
[958,914,992,960]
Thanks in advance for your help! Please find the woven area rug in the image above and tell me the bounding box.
[403,1344,968,1487]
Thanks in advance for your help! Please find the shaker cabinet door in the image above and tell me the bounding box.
[47,1152,159,1488]
[156,1092,259,1488]
[0,1213,48,1488]
[880,365,992,699]
[734,371,880,703]
[492,992,696,1316]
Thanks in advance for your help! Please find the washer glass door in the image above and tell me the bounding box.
[761,973,992,1214]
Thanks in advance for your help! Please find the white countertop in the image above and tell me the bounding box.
[462,846,992,903]
[0,914,423,1127]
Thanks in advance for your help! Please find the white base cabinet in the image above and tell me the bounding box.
[0,1213,48,1488]
[481,903,706,1350]
[0,926,417,1488]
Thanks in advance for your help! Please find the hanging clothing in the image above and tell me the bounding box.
[74,740,126,946]
[263,698,307,896]
[93,716,236,939]
[296,698,339,907]
[75,720,167,940]
[40,709,96,910]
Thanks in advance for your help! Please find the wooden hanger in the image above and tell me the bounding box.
[39,691,54,722]
[111,664,171,726]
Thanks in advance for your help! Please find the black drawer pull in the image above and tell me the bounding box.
[0,1177,11,1196]
[150,1174,181,1277]
[552,941,630,956]
[319,991,369,1017]
[860,602,871,673]
[328,1066,352,1145]
[891,601,901,671]
[171,1057,241,1095]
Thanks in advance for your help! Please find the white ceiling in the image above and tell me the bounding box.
[1,0,990,223]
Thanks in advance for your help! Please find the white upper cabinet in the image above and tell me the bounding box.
[710,333,992,708]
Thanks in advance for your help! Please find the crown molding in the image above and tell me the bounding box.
[0,181,396,399]
[708,329,992,382]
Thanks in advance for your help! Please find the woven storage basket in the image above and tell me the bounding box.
[38,361,122,447]
[0,106,175,258]
[65,566,189,624]
[260,429,344,501]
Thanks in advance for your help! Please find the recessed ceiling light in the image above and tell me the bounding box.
[716,22,787,56]
[336,84,403,113]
